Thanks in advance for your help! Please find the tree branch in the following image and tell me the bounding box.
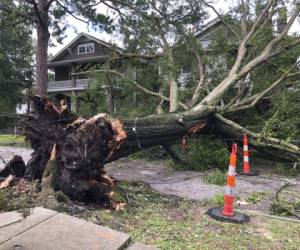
[201,1,241,41]
[215,114,300,159]
[225,63,298,113]
[184,35,206,107]
[71,69,189,110]
[55,0,89,24]
[191,1,298,111]
[45,0,56,10]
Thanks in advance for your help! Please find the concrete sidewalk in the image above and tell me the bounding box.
[0,207,157,250]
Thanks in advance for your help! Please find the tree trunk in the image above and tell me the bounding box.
[20,96,300,206]
[36,0,50,96]
[20,96,212,205]
[167,49,178,112]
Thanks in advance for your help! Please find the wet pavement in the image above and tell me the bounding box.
[1,146,299,212]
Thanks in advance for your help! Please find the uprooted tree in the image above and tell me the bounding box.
[8,0,300,206]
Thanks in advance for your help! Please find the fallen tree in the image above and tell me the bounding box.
[20,96,212,205]
[19,93,300,206]
[13,1,300,206]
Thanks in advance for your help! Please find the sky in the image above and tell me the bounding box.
[47,0,300,56]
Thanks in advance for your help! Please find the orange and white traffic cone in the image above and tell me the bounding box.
[238,134,259,176]
[207,144,250,223]
[223,143,237,216]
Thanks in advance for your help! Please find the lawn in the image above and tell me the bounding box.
[0,134,26,146]
[1,180,300,250]
[78,182,300,250]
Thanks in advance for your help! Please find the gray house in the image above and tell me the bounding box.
[47,33,123,112]
[47,15,289,113]
[47,23,229,112]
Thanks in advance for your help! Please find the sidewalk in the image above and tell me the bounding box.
[0,207,157,250]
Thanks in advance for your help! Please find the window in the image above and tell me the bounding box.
[78,43,94,55]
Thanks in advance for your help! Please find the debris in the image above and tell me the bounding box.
[0,155,26,178]
[0,175,13,189]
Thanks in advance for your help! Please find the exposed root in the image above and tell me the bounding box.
[0,155,26,178]
[20,96,128,208]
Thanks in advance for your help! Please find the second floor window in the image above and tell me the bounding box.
[78,43,94,55]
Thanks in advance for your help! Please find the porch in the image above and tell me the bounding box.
[47,79,89,93]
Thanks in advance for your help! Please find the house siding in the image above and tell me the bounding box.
[55,66,70,81]
[52,36,109,63]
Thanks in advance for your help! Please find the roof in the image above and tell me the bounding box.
[48,32,124,63]
[194,16,222,39]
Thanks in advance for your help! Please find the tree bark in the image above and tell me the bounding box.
[167,49,178,112]
[36,0,50,96]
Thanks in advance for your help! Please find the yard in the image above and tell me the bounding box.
[1,144,300,250]
[0,135,25,146]
[1,179,300,250]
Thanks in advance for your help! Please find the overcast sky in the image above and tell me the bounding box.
[48,0,300,55]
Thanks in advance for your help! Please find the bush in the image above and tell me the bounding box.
[203,169,227,186]
[172,135,229,171]
[129,135,229,172]
[130,146,168,160]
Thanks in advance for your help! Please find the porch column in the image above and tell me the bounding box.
[71,64,76,88]
[71,91,77,113]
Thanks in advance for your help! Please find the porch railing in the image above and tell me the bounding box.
[47,79,89,92]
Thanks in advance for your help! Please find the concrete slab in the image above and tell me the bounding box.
[0,208,130,250]
[0,211,23,228]
[0,207,58,245]
[127,242,158,250]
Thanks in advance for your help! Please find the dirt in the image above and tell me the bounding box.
[0,146,33,170]
[1,146,300,213]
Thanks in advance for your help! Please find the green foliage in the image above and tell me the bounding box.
[78,62,160,117]
[203,169,227,186]
[130,146,167,161]
[0,187,34,212]
[79,181,300,250]
[273,163,299,177]
[172,136,229,171]
[0,0,33,127]
[211,193,225,206]
[261,101,297,142]
[0,135,26,146]
[246,192,267,204]
[270,200,300,217]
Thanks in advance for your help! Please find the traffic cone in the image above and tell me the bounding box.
[223,143,237,216]
[207,144,250,224]
[237,134,259,176]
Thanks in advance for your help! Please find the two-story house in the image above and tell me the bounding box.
[47,32,123,112]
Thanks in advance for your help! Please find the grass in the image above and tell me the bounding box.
[203,169,227,186]
[0,134,26,146]
[1,180,300,249]
[0,180,39,212]
[76,182,300,250]
[246,191,267,204]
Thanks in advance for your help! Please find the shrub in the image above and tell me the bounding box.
[203,169,227,186]
[129,146,168,161]
[172,135,229,171]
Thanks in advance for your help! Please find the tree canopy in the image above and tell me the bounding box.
[0,0,33,116]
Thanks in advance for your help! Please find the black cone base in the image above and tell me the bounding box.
[206,207,250,224]
[237,170,260,176]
